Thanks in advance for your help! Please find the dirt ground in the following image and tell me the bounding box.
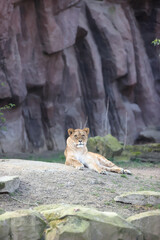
[0,159,160,218]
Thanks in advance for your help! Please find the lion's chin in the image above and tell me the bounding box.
[76,144,84,148]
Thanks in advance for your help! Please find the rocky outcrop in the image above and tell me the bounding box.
[0,0,160,153]
[114,191,160,206]
[0,204,143,240]
[0,176,20,193]
[128,210,160,240]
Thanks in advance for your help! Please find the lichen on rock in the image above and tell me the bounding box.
[87,134,123,158]
[35,204,143,240]
[114,191,160,206]
[127,210,160,240]
[0,209,47,240]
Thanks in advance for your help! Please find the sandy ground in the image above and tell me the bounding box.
[0,159,160,218]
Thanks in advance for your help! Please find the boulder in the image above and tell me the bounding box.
[127,210,160,240]
[0,210,46,240]
[35,204,143,240]
[0,176,20,193]
[114,191,160,206]
[87,134,123,158]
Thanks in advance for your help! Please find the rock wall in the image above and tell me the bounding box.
[0,0,160,153]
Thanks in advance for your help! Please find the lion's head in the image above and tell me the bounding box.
[67,128,90,148]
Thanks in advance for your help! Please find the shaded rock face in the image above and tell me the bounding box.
[128,210,160,240]
[131,0,160,96]
[0,0,160,153]
[0,209,46,240]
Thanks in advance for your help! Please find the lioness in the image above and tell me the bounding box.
[64,128,131,175]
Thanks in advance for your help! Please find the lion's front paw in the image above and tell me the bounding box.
[76,165,84,170]
[123,169,132,175]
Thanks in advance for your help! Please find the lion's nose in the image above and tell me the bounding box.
[79,140,82,143]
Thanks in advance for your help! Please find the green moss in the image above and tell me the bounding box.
[120,143,160,163]
[0,209,40,221]
[121,174,128,179]
[131,152,141,156]
[127,210,160,222]
[0,209,5,215]
[0,183,5,190]
[154,204,160,210]
[50,218,67,228]
[104,134,123,151]
[114,155,130,163]
[125,143,160,153]
[87,134,123,159]
[117,191,160,198]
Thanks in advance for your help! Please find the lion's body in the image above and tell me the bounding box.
[65,128,131,175]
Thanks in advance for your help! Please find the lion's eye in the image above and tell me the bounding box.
[74,135,77,138]
[82,135,85,137]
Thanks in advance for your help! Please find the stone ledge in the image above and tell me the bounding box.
[114,191,160,205]
[0,176,20,193]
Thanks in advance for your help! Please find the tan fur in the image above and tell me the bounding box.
[64,128,131,175]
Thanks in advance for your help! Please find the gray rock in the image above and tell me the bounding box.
[0,210,46,240]
[114,191,160,205]
[137,127,160,143]
[127,210,160,240]
[36,204,143,240]
[0,176,20,193]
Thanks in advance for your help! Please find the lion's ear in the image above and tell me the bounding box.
[68,128,74,136]
[83,128,89,135]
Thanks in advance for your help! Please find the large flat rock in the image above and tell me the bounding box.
[0,176,20,193]
[127,210,160,240]
[114,191,160,205]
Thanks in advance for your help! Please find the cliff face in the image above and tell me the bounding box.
[0,0,160,153]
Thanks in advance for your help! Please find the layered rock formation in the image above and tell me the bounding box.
[0,0,160,153]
